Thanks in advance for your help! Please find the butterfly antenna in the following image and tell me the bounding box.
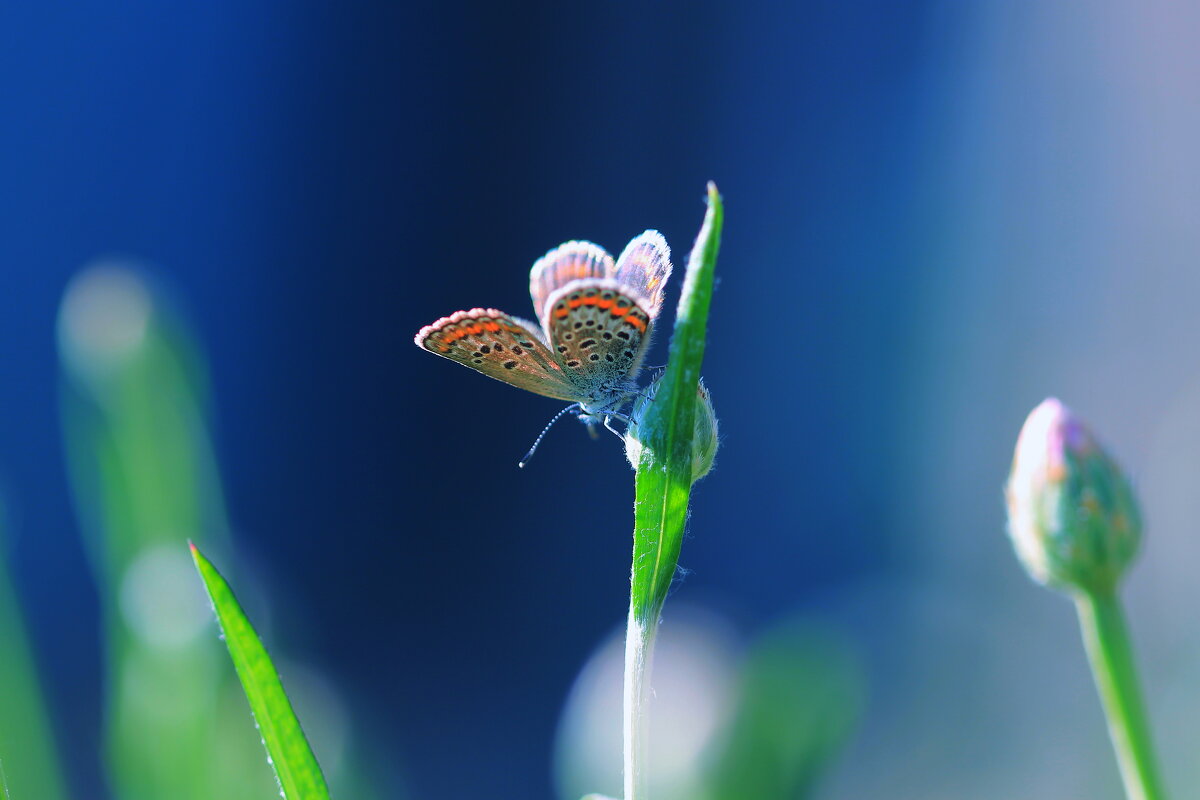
[519,403,581,468]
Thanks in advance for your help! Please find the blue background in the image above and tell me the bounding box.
[5,2,1200,799]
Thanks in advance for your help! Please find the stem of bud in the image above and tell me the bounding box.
[1075,589,1165,800]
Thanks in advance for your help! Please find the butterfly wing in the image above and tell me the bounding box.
[543,279,654,382]
[415,308,581,401]
[612,230,672,318]
[529,241,614,330]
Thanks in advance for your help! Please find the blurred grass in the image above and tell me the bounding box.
[0,502,68,800]
[56,263,384,799]
[58,264,280,799]
[700,624,864,800]
[556,611,864,800]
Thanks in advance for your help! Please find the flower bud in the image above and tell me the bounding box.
[1005,398,1141,595]
[625,377,719,483]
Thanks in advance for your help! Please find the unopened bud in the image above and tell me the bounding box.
[1005,398,1141,595]
[625,377,719,483]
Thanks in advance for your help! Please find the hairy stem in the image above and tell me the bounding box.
[623,610,659,800]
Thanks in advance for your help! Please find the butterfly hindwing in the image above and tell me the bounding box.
[529,241,614,330]
[543,279,653,383]
[613,230,672,317]
[415,308,581,401]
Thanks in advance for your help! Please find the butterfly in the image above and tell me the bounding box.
[414,231,672,435]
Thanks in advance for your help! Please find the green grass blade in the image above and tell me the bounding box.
[190,543,331,800]
[630,182,724,625]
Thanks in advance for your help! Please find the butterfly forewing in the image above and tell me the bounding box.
[613,230,672,317]
[529,241,614,329]
[543,279,654,383]
[415,308,581,401]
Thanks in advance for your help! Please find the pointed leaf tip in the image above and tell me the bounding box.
[191,547,330,799]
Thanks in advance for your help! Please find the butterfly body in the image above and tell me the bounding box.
[415,232,672,424]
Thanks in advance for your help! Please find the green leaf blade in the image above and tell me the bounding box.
[190,543,331,800]
[630,183,724,624]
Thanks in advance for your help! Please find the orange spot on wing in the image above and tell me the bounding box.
[554,307,569,319]
[611,305,630,316]
[483,321,501,332]
[624,314,647,332]
[597,299,613,310]
[568,298,584,309]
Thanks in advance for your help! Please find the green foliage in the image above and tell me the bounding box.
[191,543,332,800]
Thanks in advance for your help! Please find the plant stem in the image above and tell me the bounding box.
[621,184,723,800]
[623,608,660,800]
[1074,589,1165,800]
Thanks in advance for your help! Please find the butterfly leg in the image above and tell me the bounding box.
[602,414,629,440]
[605,410,633,425]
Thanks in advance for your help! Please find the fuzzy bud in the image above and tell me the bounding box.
[625,377,719,483]
[1005,398,1141,595]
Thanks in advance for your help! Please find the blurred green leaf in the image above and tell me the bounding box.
[59,265,278,798]
[191,543,331,800]
[702,625,864,800]
[0,505,68,800]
